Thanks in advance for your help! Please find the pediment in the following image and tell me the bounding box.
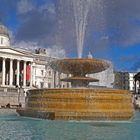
[0,48,29,55]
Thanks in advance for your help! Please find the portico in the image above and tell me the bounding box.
[0,52,34,88]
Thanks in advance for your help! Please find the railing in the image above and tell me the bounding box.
[7,88,18,92]
[0,87,18,93]
[0,88,4,92]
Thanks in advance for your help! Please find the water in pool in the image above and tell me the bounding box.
[0,110,139,140]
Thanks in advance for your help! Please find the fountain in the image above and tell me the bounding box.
[17,0,134,120]
[17,55,134,120]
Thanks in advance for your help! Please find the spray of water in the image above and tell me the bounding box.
[72,0,91,58]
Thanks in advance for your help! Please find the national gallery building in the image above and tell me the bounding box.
[0,24,69,106]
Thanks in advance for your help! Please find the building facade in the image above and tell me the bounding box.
[129,72,137,91]
[114,72,129,90]
[0,24,69,106]
[113,71,139,92]
[133,72,140,94]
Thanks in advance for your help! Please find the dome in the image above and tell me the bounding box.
[0,24,10,47]
[0,24,9,37]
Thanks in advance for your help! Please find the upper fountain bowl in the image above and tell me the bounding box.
[50,58,110,76]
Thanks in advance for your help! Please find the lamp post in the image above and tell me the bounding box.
[18,84,22,107]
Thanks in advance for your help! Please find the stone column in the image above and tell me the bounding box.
[16,60,20,86]
[134,79,137,94]
[58,72,61,88]
[53,70,56,88]
[9,59,13,86]
[23,61,26,87]
[2,57,6,86]
[30,62,33,87]
[32,63,36,86]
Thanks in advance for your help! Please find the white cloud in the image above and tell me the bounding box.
[17,0,34,14]
[13,41,66,58]
[100,35,109,40]
[46,45,66,58]
[39,3,55,14]
[13,41,39,51]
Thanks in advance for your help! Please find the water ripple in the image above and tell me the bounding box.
[0,110,139,140]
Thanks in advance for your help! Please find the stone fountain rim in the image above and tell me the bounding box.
[28,88,129,93]
[50,58,110,74]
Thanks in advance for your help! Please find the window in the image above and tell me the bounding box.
[48,71,51,76]
[48,83,51,88]
[41,70,44,76]
[40,82,44,88]
[67,83,69,88]
[1,38,3,44]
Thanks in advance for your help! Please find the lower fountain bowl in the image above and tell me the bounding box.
[17,88,134,120]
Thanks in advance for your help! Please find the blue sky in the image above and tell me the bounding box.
[1,0,140,72]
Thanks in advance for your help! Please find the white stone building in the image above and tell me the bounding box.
[131,72,140,93]
[0,24,69,106]
[123,72,139,92]
[129,72,136,91]
[113,71,139,92]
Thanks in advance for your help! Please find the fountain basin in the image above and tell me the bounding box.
[50,58,110,75]
[50,58,110,87]
[17,88,134,120]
